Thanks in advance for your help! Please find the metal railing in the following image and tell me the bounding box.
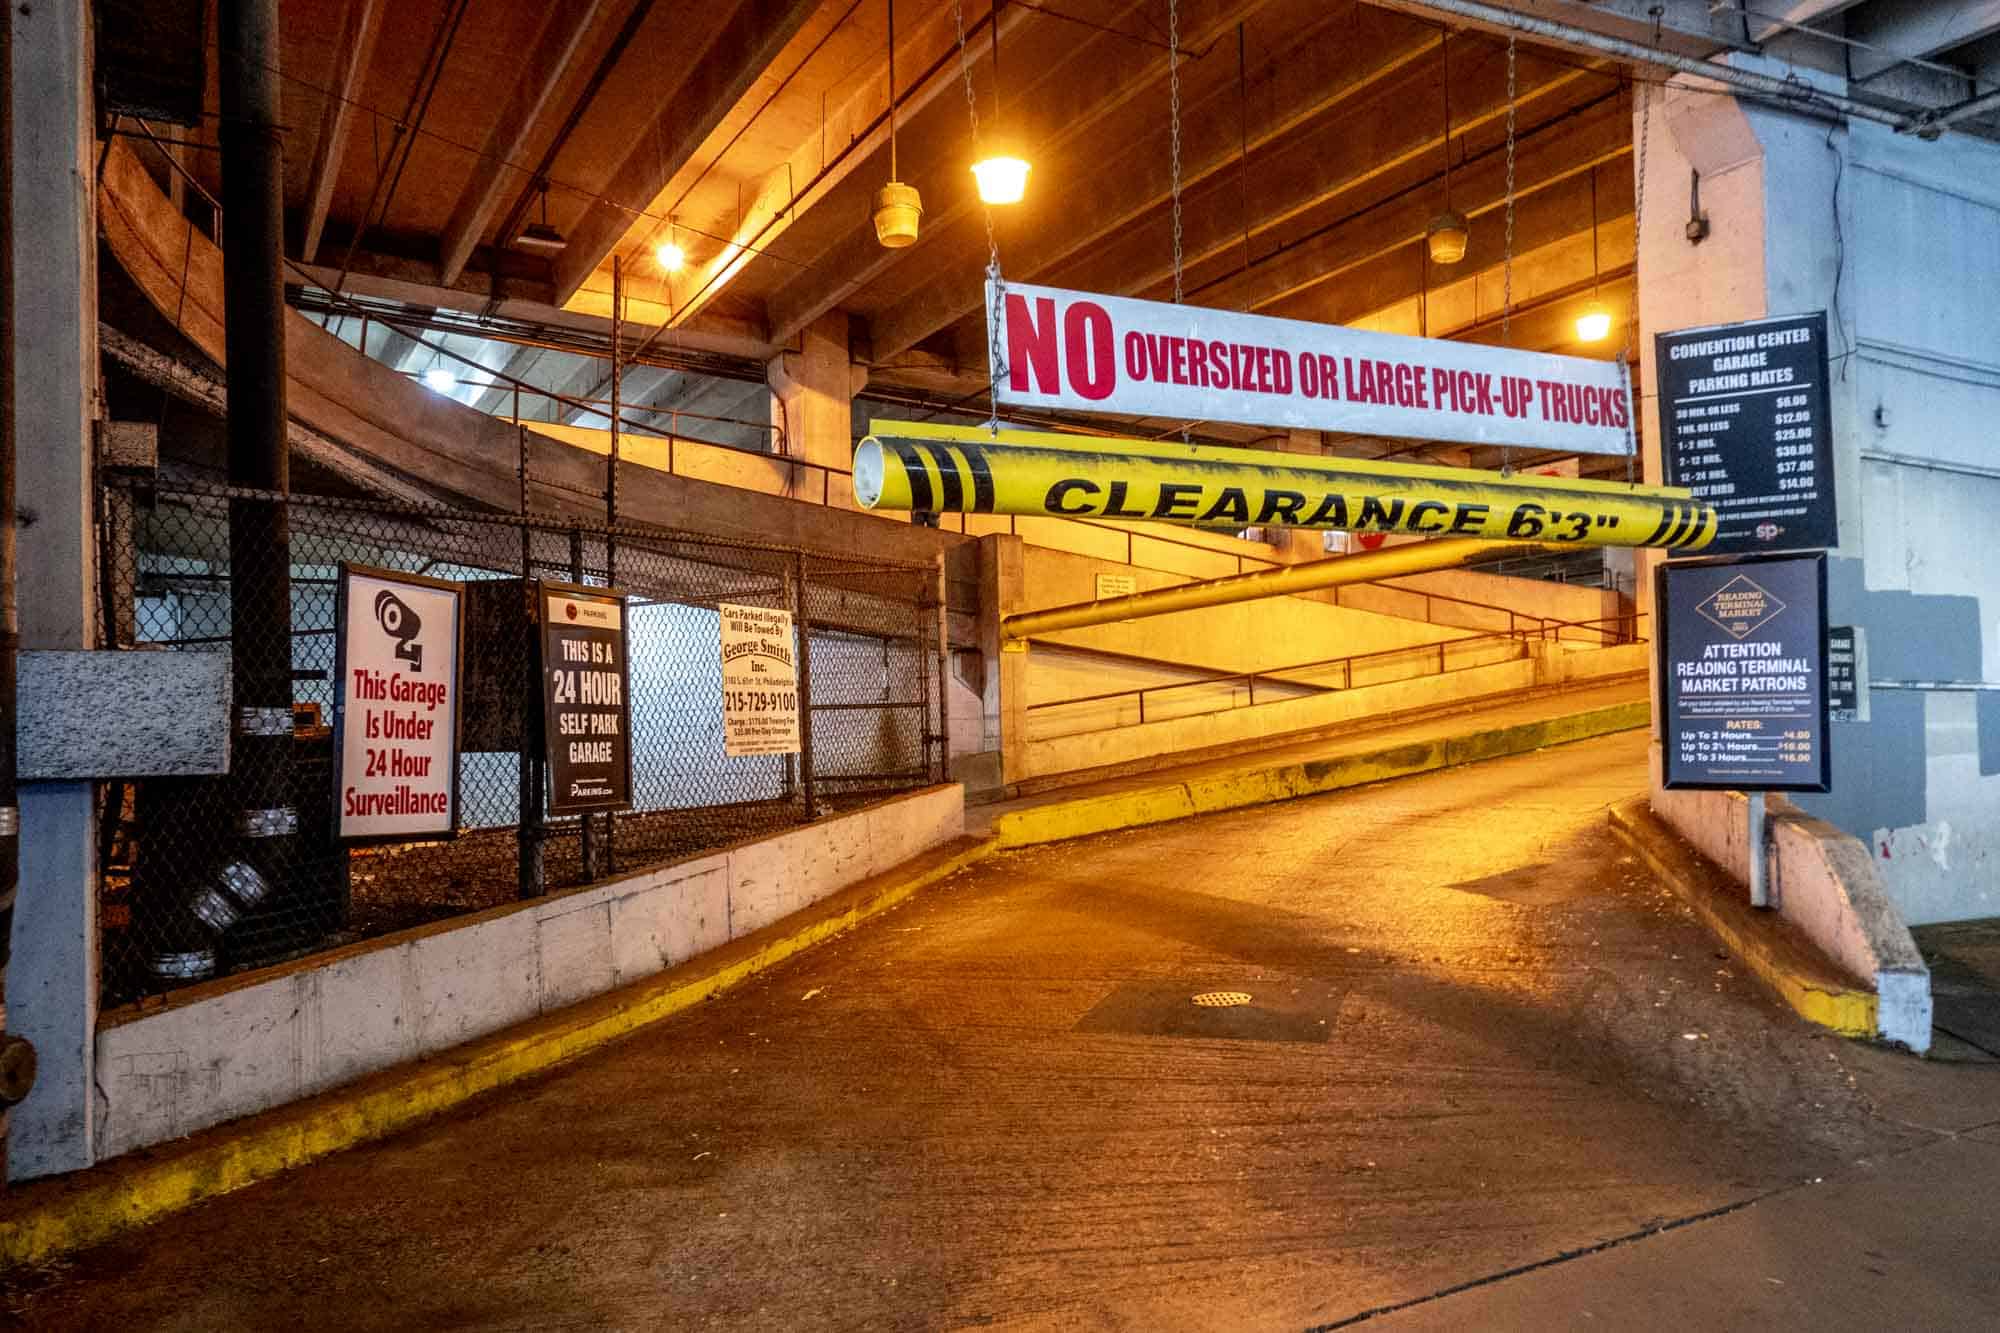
[1026,613,1646,734]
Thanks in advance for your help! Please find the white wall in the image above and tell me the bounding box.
[1639,72,2000,925]
[92,785,963,1161]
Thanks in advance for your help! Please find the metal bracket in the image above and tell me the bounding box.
[0,806,17,838]
[237,806,298,838]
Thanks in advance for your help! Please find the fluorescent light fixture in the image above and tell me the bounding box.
[655,240,686,272]
[422,367,455,393]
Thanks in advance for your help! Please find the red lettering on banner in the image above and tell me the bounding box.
[1318,355,1340,399]
[1123,331,1146,381]
[1188,338,1210,387]
[1064,301,1115,400]
[1171,336,1190,385]
[1274,349,1293,395]
[1210,340,1232,389]
[1006,294,1059,393]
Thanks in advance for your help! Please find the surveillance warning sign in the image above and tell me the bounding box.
[540,581,634,815]
[335,564,464,841]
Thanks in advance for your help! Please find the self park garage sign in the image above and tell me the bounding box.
[986,279,1637,457]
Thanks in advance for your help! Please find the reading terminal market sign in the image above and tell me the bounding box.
[855,282,1715,552]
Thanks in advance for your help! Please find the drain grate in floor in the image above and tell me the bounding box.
[1075,981,1338,1044]
[1190,990,1252,1008]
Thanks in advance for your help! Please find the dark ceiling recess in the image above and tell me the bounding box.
[96,0,209,125]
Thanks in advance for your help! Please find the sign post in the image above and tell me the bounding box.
[538,581,633,818]
[334,565,464,843]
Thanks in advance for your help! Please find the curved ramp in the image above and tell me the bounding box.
[100,139,522,511]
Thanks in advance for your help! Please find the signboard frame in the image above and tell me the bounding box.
[1656,310,1837,556]
[1656,551,1831,793]
[718,600,803,758]
[332,562,465,845]
[987,278,1637,457]
[538,578,635,816]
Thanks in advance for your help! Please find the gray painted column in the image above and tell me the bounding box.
[7,0,100,1179]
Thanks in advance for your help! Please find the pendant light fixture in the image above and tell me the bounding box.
[874,0,923,247]
[1425,32,1469,266]
[655,216,685,272]
[1575,169,1612,341]
[514,179,566,252]
[970,2,1030,205]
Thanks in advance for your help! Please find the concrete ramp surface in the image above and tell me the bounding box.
[14,729,1990,1330]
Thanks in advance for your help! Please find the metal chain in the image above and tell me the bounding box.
[1501,34,1516,476]
[1169,0,1184,306]
[954,0,1005,431]
[1625,79,1651,484]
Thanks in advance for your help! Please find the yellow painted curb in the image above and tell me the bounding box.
[993,698,1650,850]
[0,837,998,1271]
[1609,801,1876,1038]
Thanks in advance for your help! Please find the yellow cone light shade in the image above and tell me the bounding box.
[1575,302,1613,342]
[1426,210,1469,265]
[971,154,1031,205]
[655,240,686,272]
[874,180,923,248]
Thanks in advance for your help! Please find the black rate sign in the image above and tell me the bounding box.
[540,580,633,815]
[1658,553,1829,792]
[1658,311,1836,555]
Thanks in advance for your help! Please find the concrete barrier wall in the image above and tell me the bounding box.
[92,785,964,1162]
[1648,763,1931,1051]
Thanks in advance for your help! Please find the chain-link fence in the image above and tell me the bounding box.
[97,477,946,1006]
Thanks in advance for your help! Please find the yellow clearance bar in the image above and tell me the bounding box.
[855,420,1715,552]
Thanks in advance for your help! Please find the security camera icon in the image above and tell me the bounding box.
[374,590,424,672]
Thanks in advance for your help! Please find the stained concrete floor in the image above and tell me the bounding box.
[8,729,1997,1330]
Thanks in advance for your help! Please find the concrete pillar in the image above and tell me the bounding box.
[7,0,100,1178]
[1636,63,2000,925]
[768,312,860,509]
[979,535,1028,794]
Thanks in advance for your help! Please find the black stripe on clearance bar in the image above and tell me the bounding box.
[916,441,964,511]
[1683,507,1710,547]
[1643,502,1678,547]
[888,440,934,511]
[957,443,997,512]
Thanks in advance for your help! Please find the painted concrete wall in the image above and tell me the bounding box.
[92,785,964,1161]
[1638,70,2000,926]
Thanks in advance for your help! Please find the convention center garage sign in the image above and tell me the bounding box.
[1657,312,1836,555]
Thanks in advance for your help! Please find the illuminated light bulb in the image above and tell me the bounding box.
[655,240,686,272]
[422,367,455,393]
[971,154,1031,205]
[1575,301,1613,342]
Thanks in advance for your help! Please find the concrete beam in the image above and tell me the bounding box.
[667,0,980,328]
[870,27,1605,362]
[759,0,1158,347]
[437,1,611,286]
[1193,91,1629,316]
[469,342,552,417]
[298,0,384,263]
[551,0,822,307]
[1848,0,2000,82]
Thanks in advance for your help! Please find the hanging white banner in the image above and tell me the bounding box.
[986,278,1635,457]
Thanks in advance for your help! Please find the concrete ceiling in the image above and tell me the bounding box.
[178,0,1993,476]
